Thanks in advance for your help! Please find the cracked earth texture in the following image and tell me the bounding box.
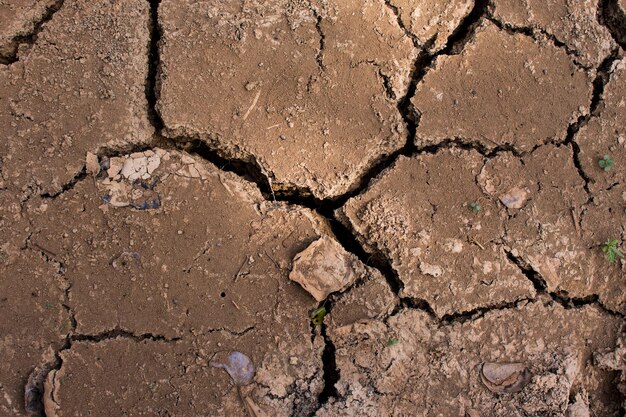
[0,0,625,416]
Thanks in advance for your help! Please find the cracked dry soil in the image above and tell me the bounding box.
[0,0,625,416]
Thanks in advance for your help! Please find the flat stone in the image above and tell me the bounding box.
[339,149,535,317]
[0,0,153,196]
[289,235,363,302]
[412,23,592,152]
[388,0,473,51]
[491,0,616,68]
[576,57,626,194]
[318,302,622,417]
[157,0,417,199]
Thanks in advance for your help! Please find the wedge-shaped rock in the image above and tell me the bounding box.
[318,302,622,417]
[157,0,416,199]
[339,149,535,317]
[576,57,626,194]
[491,0,616,68]
[0,0,57,60]
[388,0,474,51]
[27,149,332,415]
[291,235,372,302]
[0,0,152,196]
[412,23,592,152]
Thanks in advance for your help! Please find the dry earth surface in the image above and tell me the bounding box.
[0,0,625,416]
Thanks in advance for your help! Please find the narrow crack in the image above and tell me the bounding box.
[70,329,180,343]
[40,166,87,200]
[0,0,65,65]
[25,328,178,416]
[384,1,420,47]
[388,297,437,319]
[506,250,624,318]
[174,137,274,195]
[486,16,593,70]
[396,0,489,148]
[564,49,622,199]
[310,5,326,73]
[505,250,548,291]
[441,298,533,324]
[315,322,339,410]
[323,212,403,294]
[438,0,490,55]
[26,237,77,333]
[415,137,522,158]
[599,0,626,50]
[205,325,255,337]
[146,0,164,132]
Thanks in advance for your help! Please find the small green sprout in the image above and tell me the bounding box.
[468,202,481,212]
[598,155,614,172]
[601,239,623,264]
[310,307,327,326]
[45,302,54,309]
[387,338,399,347]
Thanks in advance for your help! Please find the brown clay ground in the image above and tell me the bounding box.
[0,1,625,416]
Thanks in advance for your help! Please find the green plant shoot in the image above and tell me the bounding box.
[598,155,614,172]
[310,307,327,326]
[601,239,623,264]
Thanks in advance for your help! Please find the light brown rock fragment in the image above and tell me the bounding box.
[289,235,363,302]
[479,362,531,394]
[412,23,592,152]
[388,0,474,51]
[576,57,626,194]
[0,0,57,60]
[157,0,416,199]
[26,149,329,415]
[491,0,617,68]
[0,0,153,196]
[339,149,535,317]
[318,302,622,417]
